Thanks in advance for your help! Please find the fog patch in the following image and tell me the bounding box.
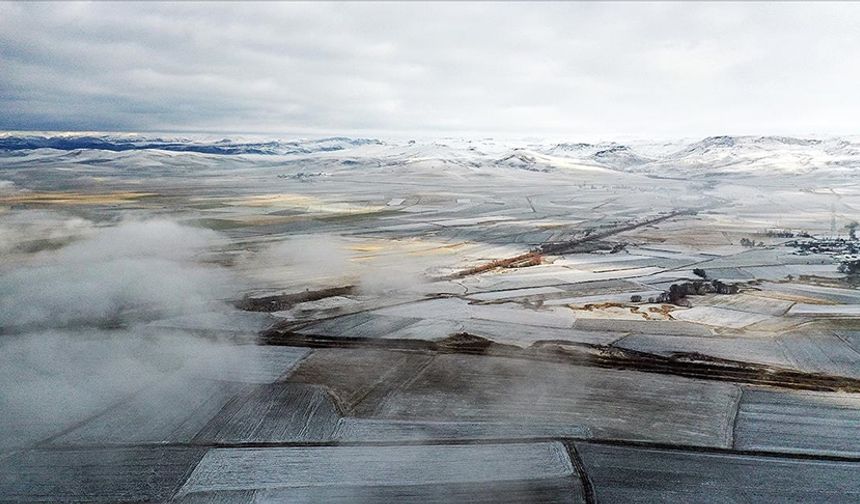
[357,261,426,295]
[0,179,15,192]
[0,210,95,257]
[259,234,353,281]
[0,218,263,450]
[256,234,437,294]
[0,220,231,331]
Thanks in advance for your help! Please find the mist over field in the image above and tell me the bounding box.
[0,219,266,448]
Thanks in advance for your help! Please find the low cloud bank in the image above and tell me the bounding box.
[1,220,230,331]
[0,218,261,449]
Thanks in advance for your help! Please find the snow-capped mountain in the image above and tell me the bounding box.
[1,132,857,178]
[630,135,859,176]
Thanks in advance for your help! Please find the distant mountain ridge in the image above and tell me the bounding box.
[544,135,858,175]
[0,134,382,155]
[0,133,856,176]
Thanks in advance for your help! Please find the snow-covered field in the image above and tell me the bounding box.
[2,132,860,502]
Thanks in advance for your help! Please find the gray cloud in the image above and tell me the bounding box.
[1,2,858,137]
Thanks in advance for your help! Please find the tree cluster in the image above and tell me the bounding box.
[644,279,739,307]
[839,259,860,275]
[740,237,765,247]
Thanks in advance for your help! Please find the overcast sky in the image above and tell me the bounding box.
[1,1,858,138]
